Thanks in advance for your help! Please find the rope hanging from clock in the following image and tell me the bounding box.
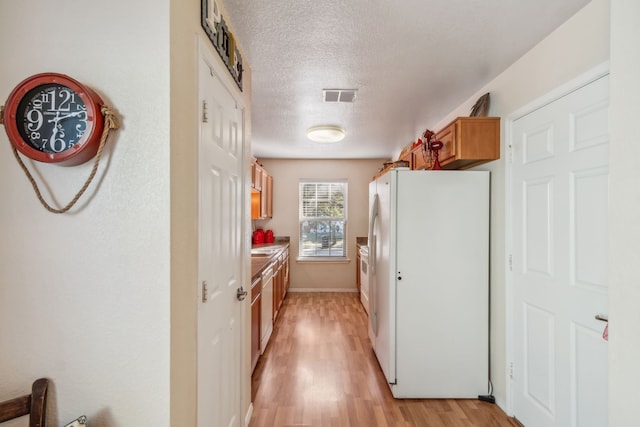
[10,105,119,214]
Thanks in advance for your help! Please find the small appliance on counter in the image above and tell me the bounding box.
[265,229,274,243]
[252,228,265,244]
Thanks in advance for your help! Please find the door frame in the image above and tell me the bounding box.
[504,61,610,416]
[196,36,251,426]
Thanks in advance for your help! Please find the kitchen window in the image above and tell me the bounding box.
[298,180,347,259]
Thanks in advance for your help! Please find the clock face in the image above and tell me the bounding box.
[16,83,88,154]
[4,73,105,165]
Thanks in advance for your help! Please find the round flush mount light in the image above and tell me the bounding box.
[306,125,346,143]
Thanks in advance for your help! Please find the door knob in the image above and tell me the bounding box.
[237,286,248,301]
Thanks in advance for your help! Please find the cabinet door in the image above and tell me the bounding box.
[260,171,268,218]
[251,161,257,189]
[356,251,361,292]
[265,175,273,218]
[411,144,430,170]
[273,261,283,321]
[251,292,261,373]
[435,122,457,164]
[251,191,261,219]
[253,163,263,191]
[283,250,290,294]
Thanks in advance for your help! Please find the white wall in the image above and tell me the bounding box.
[608,1,640,425]
[257,159,385,291]
[0,1,171,426]
[423,0,610,409]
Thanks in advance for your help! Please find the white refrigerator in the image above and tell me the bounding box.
[367,168,489,398]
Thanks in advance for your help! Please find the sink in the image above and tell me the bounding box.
[251,247,280,256]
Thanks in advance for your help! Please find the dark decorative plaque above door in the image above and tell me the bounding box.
[201,0,244,91]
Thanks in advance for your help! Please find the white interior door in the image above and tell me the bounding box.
[197,52,245,427]
[511,74,609,427]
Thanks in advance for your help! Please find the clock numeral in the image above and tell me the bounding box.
[45,89,55,109]
[50,137,67,153]
[30,99,43,110]
[57,89,75,112]
[40,90,51,104]
[26,108,44,131]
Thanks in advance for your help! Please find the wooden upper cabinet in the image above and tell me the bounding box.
[251,158,273,219]
[260,172,273,219]
[265,175,273,218]
[411,144,429,170]
[435,117,500,170]
[252,160,263,191]
[398,148,413,169]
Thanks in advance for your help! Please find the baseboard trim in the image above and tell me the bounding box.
[287,288,358,293]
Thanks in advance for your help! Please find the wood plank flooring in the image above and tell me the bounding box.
[250,292,519,427]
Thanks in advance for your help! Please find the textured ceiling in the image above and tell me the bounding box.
[223,0,591,159]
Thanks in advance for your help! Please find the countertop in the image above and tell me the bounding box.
[251,242,290,280]
[356,236,368,250]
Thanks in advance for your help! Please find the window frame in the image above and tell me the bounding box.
[298,179,348,261]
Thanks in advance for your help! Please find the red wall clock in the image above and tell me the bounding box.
[3,73,105,166]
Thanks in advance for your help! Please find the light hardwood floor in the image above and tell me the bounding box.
[250,292,519,427]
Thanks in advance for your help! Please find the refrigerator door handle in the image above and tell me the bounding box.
[368,194,378,275]
[368,193,379,335]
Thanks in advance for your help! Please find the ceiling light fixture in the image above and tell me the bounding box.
[306,126,346,143]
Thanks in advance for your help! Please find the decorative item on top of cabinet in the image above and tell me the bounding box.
[470,92,490,117]
[372,160,411,180]
[420,129,444,170]
[398,143,414,169]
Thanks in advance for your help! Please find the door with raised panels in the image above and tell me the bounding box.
[511,74,609,427]
[197,51,245,427]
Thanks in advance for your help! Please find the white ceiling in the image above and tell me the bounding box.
[223,0,591,160]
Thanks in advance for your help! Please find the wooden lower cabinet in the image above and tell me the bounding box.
[273,256,283,321]
[252,244,290,373]
[272,248,291,322]
[283,249,289,296]
[250,276,262,373]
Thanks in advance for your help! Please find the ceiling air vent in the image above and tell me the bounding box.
[323,89,357,103]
